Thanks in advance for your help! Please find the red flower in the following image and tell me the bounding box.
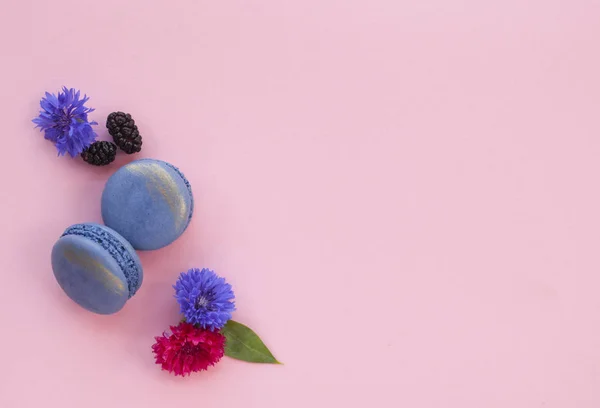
[152,321,225,376]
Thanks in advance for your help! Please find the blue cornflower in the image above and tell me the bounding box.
[32,87,98,157]
[174,268,235,331]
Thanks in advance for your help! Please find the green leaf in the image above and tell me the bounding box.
[222,320,281,364]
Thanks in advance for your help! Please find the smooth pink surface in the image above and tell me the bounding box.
[1,0,600,406]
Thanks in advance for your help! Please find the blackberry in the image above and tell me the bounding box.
[81,141,117,166]
[106,111,142,154]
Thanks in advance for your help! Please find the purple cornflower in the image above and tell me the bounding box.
[32,87,97,157]
[174,268,236,331]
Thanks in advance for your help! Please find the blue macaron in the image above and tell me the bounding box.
[101,158,194,251]
[51,223,143,315]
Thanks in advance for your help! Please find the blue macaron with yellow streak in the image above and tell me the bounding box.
[101,158,194,251]
[51,223,143,314]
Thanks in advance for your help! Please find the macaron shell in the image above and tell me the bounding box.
[101,159,193,250]
[89,223,144,294]
[52,234,129,314]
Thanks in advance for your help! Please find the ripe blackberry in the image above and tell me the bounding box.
[106,111,142,154]
[81,141,117,166]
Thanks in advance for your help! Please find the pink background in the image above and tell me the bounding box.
[1,0,600,406]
